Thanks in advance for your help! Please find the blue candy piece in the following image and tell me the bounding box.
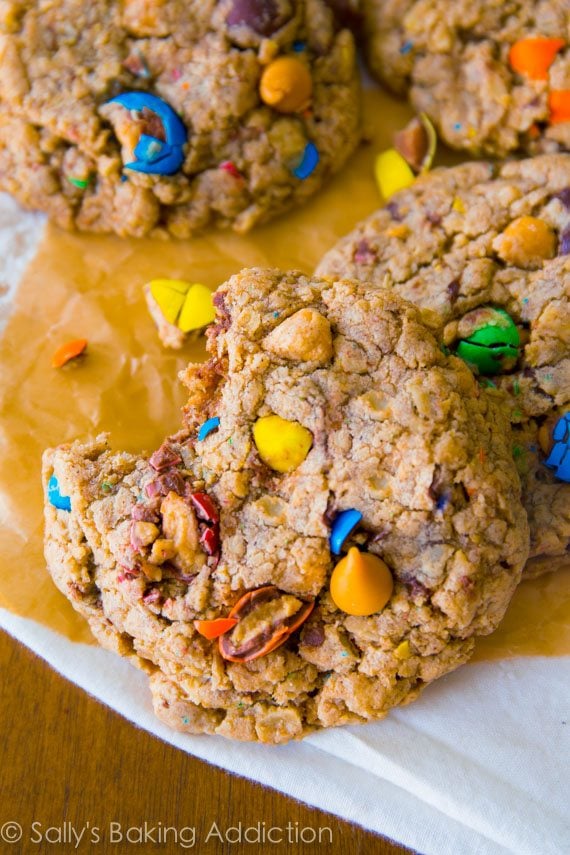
[292,142,319,180]
[330,509,363,556]
[198,417,221,442]
[545,412,570,483]
[48,475,71,512]
[107,91,187,176]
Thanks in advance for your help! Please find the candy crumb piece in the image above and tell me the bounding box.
[198,416,221,441]
[52,338,88,368]
[67,176,89,189]
[292,141,319,179]
[194,618,238,640]
[548,90,570,125]
[509,38,565,81]
[395,640,411,660]
[452,197,465,213]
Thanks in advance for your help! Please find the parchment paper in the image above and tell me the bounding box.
[0,86,568,658]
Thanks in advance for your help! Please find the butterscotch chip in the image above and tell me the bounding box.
[495,216,557,269]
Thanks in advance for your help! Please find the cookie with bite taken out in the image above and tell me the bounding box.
[43,268,528,742]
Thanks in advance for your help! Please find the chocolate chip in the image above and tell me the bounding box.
[302,624,325,647]
[353,238,377,265]
[559,226,570,255]
[554,188,570,209]
[447,279,460,304]
[386,200,403,221]
[226,0,286,36]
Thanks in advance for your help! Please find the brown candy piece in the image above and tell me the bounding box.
[226,0,289,36]
[219,585,314,662]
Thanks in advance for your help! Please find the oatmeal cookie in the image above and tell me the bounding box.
[358,0,570,156]
[0,0,360,237]
[44,268,528,742]
[317,154,570,574]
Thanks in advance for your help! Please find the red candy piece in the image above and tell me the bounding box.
[189,492,219,523]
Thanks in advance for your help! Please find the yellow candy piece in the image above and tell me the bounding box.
[394,640,411,660]
[253,414,313,473]
[330,547,393,616]
[259,56,313,113]
[178,283,216,333]
[374,148,415,200]
[149,279,190,325]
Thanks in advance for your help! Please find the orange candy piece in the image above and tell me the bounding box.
[548,90,570,124]
[508,37,565,80]
[330,547,394,616]
[51,338,88,368]
[194,618,238,640]
[259,56,313,113]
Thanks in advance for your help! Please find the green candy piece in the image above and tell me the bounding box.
[455,307,520,375]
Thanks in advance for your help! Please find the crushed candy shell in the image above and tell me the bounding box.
[375,148,415,200]
[149,279,190,325]
[330,547,393,616]
[259,56,312,113]
[194,618,239,640]
[52,338,88,368]
[219,586,314,662]
[508,37,565,81]
[178,283,216,333]
[47,475,71,511]
[330,509,363,555]
[253,414,313,473]
[198,417,221,441]
[456,307,520,375]
[394,112,437,174]
[548,90,570,125]
[545,412,570,482]
[292,141,319,179]
[107,91,187,176]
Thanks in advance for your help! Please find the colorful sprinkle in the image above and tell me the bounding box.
[330,509,363,556]
[293,40,306,52]
[292,141,319,179]
[198,416,221,441]
[399,41,413,55]
[47,475,71,512]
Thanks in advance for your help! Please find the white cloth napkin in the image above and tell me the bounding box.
[1,197,569,855]
[2,608,568,855]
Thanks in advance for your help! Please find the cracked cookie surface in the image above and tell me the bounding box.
[359,0,570,156]
[317,154,570,574]
[0,0,360,237]
[43,269,528,742]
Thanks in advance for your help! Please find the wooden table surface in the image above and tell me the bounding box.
[1,630,412,855]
